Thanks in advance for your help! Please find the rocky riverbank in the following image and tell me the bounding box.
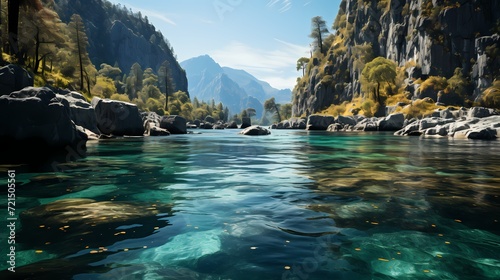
[273,106,499,140]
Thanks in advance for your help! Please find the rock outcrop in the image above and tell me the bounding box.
[160,115,187,134]
[395,107,499,140]
[92,97,144,136]
[293,0,500,116]
[239,125,271,136]
[56,91,99,134]
[0,87,87,161]
[0,64,33,95]
[306,115,335,130]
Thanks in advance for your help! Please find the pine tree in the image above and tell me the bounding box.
[309,16,329,54]
[68,14,90,91]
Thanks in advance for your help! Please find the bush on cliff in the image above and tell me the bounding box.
[480,81,500,109]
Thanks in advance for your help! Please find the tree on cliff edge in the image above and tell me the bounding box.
[309,16,329,54]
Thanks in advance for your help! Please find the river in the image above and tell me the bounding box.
[1,130,499,279]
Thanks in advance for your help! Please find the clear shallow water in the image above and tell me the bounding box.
[1,130,499,279]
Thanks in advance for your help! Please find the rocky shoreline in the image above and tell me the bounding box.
[273,107,499,140]
[0,64,498,163]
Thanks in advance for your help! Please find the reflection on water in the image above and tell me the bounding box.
[0,130,499,279]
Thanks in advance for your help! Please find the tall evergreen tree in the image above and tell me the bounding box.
[68,14,89,91]
[158,60,175,111]
[309,16,329,54]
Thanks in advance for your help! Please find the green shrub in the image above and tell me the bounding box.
[110,93,131,103]
[480,81,500,109]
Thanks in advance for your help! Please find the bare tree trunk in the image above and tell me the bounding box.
[8,0,21,63]
[75,20,84,91]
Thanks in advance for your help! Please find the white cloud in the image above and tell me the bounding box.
[267,0,292,13]
[209,39,309,89]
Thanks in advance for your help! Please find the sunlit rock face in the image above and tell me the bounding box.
[19,198,172,254]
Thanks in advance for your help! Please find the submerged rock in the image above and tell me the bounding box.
[239,125,271,136]
[19,198,172,254]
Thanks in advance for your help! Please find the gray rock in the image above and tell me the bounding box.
[239,125,271,136]
[226,121,238,129]
[327,123,344,132]
[204,116,215,124]
[0,87,87,157]
[468,107,496,119]
[336,115,357,126]
[0,64,33,95]
[56,93,99,134]
[92,97,144,136]
[465,128,497,140]
[160,115,187,134]
[148,125,171,136]
[307,115,335,130]
[378,113,405,131]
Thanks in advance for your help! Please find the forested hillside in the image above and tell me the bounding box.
[0,0,194,118]
[293,0,500,118]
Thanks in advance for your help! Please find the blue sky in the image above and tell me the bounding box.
[107,0,340,90]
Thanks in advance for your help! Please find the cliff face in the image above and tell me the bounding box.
[53,0,188,94]
[293,0,500,116]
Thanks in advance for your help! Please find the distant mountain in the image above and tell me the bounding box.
[181,55,292,117]
[221,67,291,104]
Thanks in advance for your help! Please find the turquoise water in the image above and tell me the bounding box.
[1,130,499,279]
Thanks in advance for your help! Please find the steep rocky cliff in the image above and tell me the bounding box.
[52,0,188,94]
[293,0,500,116]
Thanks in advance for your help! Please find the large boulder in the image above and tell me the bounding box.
[377,113,405,131]
[0,87,87,161]
[56,92,99,134]
[92,97,144,136]
[160,115,187,134]
[0,64,34,95]
[336,115,357,126]
[306,115,335,130]
[468,107,496,119]
[239,125,271,136]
